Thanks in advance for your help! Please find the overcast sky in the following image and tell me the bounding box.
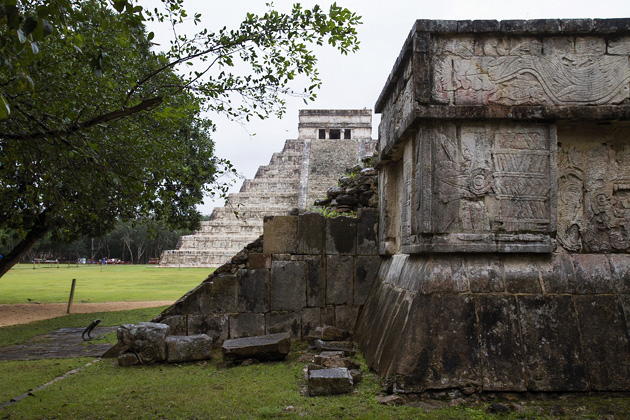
[149,0,630,215]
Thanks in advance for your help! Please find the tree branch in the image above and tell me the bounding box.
[0,97,163,141]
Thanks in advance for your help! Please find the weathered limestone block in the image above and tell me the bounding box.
[334,306,359,333]
[160,315,187,336]
[307,368,354,396]
[301,307,321,338]
[503,256,542,293]
[539,253,577,294]
[118,352,140,366]
[166,334,213,363]
[357,253,630,393]
[326,217,357,255]
[575,296,630,390]
[476,295,526,392]
[237,269,269,313]
[265,311,300,338]
[314,352,360,369]
[264,216,298,254]
[187,314,228,344]
[572,254,616,294]
[326,255,354,305]
[466,256,504,293]
[319,326,351,341]
[314,339,355,356]
[270,260,306,311]
[298,212,326,254]
[306,256,325,307]
[357,208,379,255]
[248,253,271,270]
[608,254,630,294]
[518,295,588,391]
[175,282,213,315]
[229,313,265,339]
[322,306,336,327]
[117,322,170,364]
[354,256,381,305]
[420,256,469,294]
[222,333,291,362]
[208,275,239,313]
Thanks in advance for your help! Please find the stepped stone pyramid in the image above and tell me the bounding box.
[160,109,377,267]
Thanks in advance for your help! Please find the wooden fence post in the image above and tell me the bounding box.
[67,279,77,314]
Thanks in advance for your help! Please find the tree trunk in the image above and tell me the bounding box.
[0,211,50,278]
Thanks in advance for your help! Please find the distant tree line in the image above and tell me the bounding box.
[0,217,209,264]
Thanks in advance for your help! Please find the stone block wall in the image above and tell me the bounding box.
[154,208,380,343]
[356,253,630,393]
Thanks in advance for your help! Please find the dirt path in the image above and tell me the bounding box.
[0,301,173,327]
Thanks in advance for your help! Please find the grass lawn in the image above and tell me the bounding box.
[0,349,488,420]
[0,264,212,304]
[3,309,630,419]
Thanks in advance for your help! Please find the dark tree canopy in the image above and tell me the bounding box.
[0,0,361,277]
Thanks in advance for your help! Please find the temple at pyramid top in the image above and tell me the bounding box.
[160,109,377,267]
[297,109,372,140]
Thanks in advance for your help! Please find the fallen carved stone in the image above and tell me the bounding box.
[117,322,170,364]
[221,332,291,362]
[307,368,354,396]
[166,334,213,363]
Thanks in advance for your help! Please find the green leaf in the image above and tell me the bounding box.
[91,51,104,77]
[16,29,26,44]
[16,71,34,91]
[23,16,38,35]
[29,41,39,55]
[36,5,53,18]
[0,93,10,119]
[41,19,54,37]
[113,1,127,13]
[6,5,19,30]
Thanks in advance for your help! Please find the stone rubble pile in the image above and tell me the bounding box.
[116,322,213,366]
[313,156,378,214]
[303,326,362,396]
